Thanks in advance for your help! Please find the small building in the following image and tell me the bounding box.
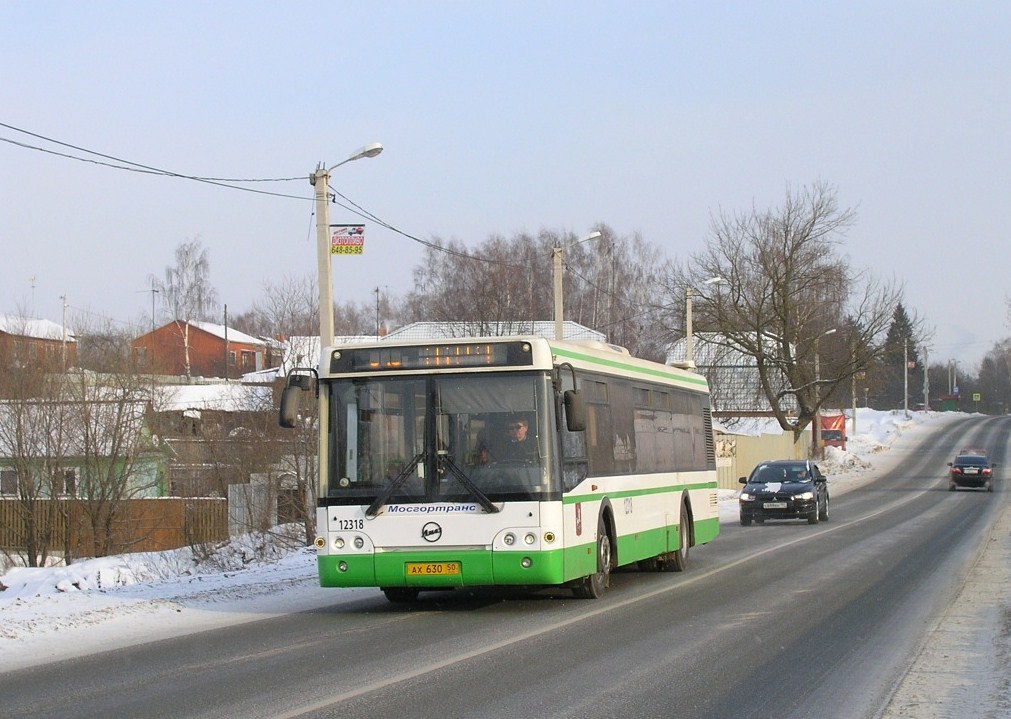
[0,315,76,370]
[938,394,960,412]
[0,398,167,499]
[132,321,276,379]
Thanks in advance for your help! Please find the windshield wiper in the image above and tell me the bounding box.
[365,452,425,518]
[439,453,500,514]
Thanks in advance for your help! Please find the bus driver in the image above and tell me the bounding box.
[497,416,537,462]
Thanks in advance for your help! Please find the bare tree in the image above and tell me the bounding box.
[0,373,72,567]
[60,316,165,558]
[0,311,75,566]
[669,182,904,438]
[152,238,219,378]
[401,226,668,358]
[207,275,323,545]
[66,376,162,557]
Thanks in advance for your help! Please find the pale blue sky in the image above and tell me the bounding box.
[2,2,1008,369]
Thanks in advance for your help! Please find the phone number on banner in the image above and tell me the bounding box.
[331,246,364,255]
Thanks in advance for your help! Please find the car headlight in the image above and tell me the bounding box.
[740,492,753,501]
[795,491,815,501]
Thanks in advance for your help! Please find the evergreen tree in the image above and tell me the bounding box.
[878,303,922,408]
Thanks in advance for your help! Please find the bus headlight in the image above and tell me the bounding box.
[524,533,536,545]
[543,531,555,543]
[334,536,345,549]
[314,537,325,549]
[503,532,516,546]
[353,536,365,549]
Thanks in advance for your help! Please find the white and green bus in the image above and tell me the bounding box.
[280,336,719,602]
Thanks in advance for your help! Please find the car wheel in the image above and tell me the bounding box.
[740,514,752,527]
[986,481,993,493]
[807,507,819,524]
[755,516,765,525]
[819,496,830,522]
[573,516,612,598]
[948,482,957,492]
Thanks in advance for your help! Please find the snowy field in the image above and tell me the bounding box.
[0,410,970,674]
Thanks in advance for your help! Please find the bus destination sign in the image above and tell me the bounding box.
[329,341,534,373]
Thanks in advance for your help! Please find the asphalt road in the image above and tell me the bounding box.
[2,415,1007,719]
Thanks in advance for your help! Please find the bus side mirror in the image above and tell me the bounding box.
[279,370,317,429]
[564,390,586,432]
[279,386,301,428]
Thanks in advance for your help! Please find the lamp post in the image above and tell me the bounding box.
[685,277,723,366]
[312,142,383,348]
[552,230,602,340]
[812,327,837,458]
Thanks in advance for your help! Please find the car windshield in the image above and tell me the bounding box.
[751,464,810,483]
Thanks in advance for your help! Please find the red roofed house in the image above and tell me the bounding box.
[132,321,276,379]
[0,315,76,370]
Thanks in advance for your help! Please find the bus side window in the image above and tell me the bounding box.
[561,401,588,491]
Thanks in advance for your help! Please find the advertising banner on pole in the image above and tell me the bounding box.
[330,224,365,255]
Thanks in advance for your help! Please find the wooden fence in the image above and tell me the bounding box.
[0,497,228,557]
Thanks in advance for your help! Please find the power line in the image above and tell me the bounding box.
[1,120,510,263]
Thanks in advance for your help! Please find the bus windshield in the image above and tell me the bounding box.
[324,371,558,506]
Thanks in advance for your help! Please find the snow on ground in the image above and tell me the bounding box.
[0,409,972,674]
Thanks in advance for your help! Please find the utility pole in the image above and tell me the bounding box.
[903,338,909,418]
[61,294,68,369]
[811,328,837,458]
[312,142,384,350]
[223,304,229,379]
[850,342,857,437]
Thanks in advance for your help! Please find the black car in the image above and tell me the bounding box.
[947,453,997,492]
[739,460,829,526]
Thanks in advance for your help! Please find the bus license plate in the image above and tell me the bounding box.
[406,561,461,576]
[763,502,787,509]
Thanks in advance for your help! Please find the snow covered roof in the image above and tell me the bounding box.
[156,383,273,413]
[189,321,264,346]
[0,315,75,342]
[0,400,149,457]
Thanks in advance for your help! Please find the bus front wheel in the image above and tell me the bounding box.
[573,517,612,599]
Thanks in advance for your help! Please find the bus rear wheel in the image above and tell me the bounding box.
[670,503,691,572]
[573,517,612,599]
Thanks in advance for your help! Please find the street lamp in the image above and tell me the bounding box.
[552,230,602,340]
[812,327,837,458]
[685,277,723,366]
[312,143,383,347]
